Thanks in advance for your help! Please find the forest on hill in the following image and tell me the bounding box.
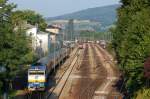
[46,4,119,28]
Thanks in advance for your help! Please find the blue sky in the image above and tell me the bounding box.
[9,0,120,17]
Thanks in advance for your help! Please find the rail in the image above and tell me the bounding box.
[46,47,79,99]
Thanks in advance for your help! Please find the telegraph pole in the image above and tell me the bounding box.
[68,19,74,41]
[68,19,74,54]
[54,42,56,72]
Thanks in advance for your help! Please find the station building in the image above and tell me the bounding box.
[26,24,64,58]
[26,24,50,57]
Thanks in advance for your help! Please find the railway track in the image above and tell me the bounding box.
[51,43,109,99]
[50,43,89,99]
[94,44,123,99]
[46,48,80,99]
[77,44,96,99]
[77,44,107,99]
[95,44,118,78]
[25,91,45,99]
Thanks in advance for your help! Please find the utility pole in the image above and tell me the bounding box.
[68,19,74,54]
[68,19,74,41]
[39,40,42,58]
[54,42,56,72]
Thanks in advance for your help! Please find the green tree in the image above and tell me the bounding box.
[12,10,47,31]
[112,0,150,98]
[0,0,36,95]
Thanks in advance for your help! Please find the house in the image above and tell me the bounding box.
[46,25,64,53]
[36,31,51,57]
[46,25,63,42]
[26,24,51,57]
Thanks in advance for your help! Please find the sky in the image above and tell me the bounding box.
[9,0,120,17]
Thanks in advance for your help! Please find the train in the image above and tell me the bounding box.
[28,44,70,91]
[78,43,86,49]
[99,40,106,49]
[79,44,83,49]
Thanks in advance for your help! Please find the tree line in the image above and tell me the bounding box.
[0,0,47,95]
[112,0,150,98]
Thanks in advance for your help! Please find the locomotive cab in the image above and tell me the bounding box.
[28,65,46,91]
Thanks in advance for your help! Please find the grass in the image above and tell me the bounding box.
[135,88,150,99]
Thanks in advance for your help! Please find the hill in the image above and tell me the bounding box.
[46,4,120,27]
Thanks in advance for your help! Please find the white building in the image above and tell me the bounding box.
[46,25,62,42]
[36,32,50,55]
[26,24,38,51]
[26,24,50,57]
[46,25,64,53]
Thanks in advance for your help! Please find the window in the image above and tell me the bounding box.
[29,71,45,75]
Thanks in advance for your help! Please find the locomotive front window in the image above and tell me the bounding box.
[29,71,45,75]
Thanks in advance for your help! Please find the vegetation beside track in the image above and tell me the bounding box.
[111,0,150,98]
[0,0,47,97]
